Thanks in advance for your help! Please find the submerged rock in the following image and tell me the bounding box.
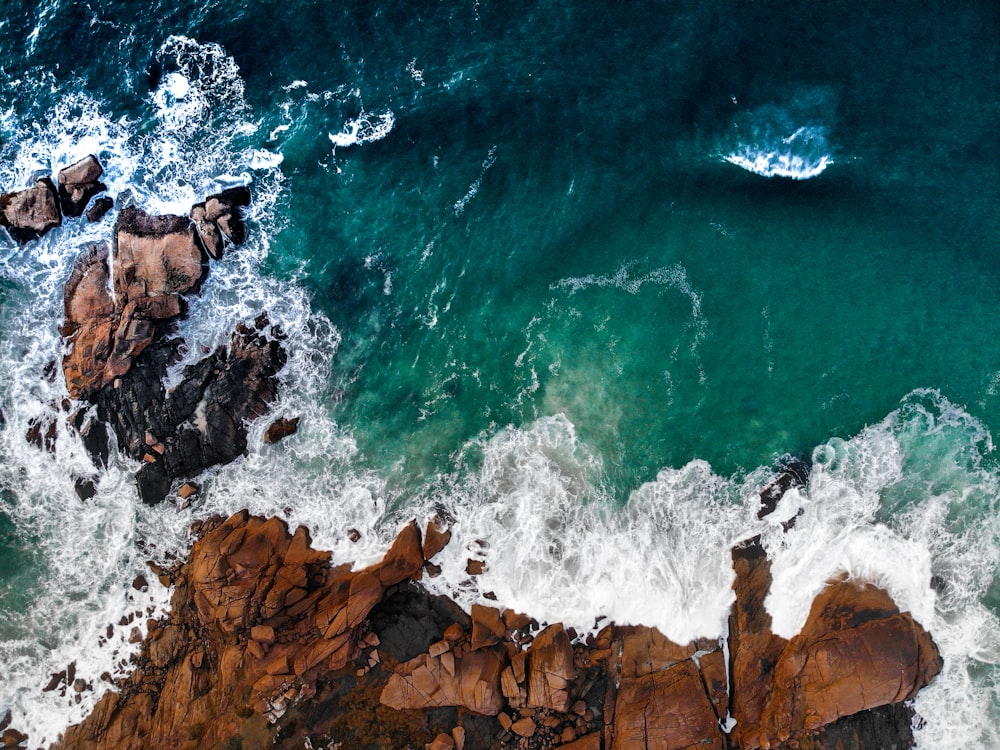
[0,177,61,244]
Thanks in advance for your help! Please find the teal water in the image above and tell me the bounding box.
[0,1,997,745]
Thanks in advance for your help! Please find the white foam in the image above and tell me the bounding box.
[453,145,498,216]
[722,100,834,179]
[329,108,395,149]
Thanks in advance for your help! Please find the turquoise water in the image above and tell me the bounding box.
[0,1,997,745]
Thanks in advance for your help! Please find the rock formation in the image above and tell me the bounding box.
[57,156,106,218]
[48,497,941,750]
[40,162,286,504]
[0,177,61,244]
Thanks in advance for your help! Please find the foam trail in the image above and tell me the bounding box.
[329,108,395,149]
[721,95,834,179]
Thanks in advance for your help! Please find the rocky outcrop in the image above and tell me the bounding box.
[97,314,286,505]
[47,183,288,504]
[1,177,61,243]
[57,512,426,750]
[49,489,942,750]
[57,156,106,218]
[61,205,207,400]
[189,186,250,260]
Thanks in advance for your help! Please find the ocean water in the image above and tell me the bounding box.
[0,1,997,746]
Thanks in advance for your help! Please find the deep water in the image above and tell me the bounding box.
[0,1,997,746]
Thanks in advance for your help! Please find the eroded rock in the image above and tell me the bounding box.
[1,177,61,244]
[57,156,106,218]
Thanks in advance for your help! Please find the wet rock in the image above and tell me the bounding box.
[85,196,114,223]
[423,520,452,561]
[114,205,206,300]
[610,660,724,750]
[57,155,106,218]
[526,623,574,712]
[190,186,250,259]
[0,177,61,244]
[263,416,299,444]
[74,478,97,501]
[96,318,286,505]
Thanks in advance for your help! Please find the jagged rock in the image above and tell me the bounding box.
[380,645,507,715]
[757,578,942,747]
[57,512,427,750]
[0,177,61,244]
[190,186,250,259]
[526,623,574,712]
[610,660,724,750]
[423,520,452,561]
[618,625,694,678]
[470,604,504,651]
[85,196,114,223]
[263,416,299,444]
[57,156,106,217]
[728,539,789,749]
[96,317,286,505]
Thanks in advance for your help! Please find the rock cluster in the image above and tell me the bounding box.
[11,154,293,505]
[49,469,942,750]
[0,155,109,244]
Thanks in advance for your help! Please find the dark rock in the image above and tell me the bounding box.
[0,177,61,244]
[132,574,149,592]
[369,583,470,662]
[135,461,170,506]
[190,186,251,260]
[25,415,57,452]
[74,478,97,501]
[264,416,299,444]
[758,454,809,519]
[57,156,106,218]
[85,196,114,223]
[95,319,286,504]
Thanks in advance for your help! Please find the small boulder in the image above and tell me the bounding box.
[263,416,299,444]
[0,177,61,244]
[57,155,106,217]
[85,196,114,223]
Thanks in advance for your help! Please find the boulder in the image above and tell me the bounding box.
[0,177,61,243]
[526,623,574,711]
[113,206,206,300]
[190,186,250,259]
[610,660,724,750]
[85,196,114,223]
[263,416,299,443]
[758,578,942,746]
[57,155,106,217]
[380,646,507,715]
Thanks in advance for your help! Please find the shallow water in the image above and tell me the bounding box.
[0,2,997,746]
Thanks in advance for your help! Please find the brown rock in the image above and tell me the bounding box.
[619,625,694,678]
[611,660,724,750]
[377,520,423,587]
[177,482,198,500]
[0,177,61,243]
[57,155,106,217]
[511,717,536,738]
[470,604,505,650]
[757,578,942,747]
[428,733,455,750]
[263,416,299,444]
[423,520,452,561]
[526,623,574,712]
[114,206,205,300]
[728,539,788,749]
[251,625,275,644]
[381,646,507,715]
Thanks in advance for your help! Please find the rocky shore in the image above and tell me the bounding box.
[0,160,942,749]
[43,491,940,750]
